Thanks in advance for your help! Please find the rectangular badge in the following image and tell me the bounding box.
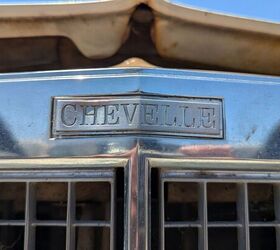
[52,95,223,138]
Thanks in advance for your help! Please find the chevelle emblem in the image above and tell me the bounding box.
[52,95,223,138]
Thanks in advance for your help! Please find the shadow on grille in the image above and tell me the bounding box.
[0,226,24,250]
[159,171,279,250]
[36,182,68,221]
[36,227,66,250]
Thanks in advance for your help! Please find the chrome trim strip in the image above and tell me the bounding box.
[0,158,128,169]
[149,158,280,171]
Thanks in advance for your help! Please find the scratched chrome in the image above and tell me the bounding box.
[0,67,280,250]
[52,95,223,138]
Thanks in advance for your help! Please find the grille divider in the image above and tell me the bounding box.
[274,184,280,250]
[72,221,111,227]
[111,176,116,250]
[0,220,25,226]
[207,222,242,227]
[198,182,208,250]
[160,180,165,250]
[237,183,250,250]
[32,221,66,226]
[24,182,36,250]
[66,182,76,250]
[164,221,202,228]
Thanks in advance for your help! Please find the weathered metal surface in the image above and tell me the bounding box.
[152,15,280,75]
[0,0,135,59]
[0,14,132,59]
[0,1,279,74]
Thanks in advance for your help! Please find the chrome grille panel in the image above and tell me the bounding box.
[0,169,116,250]
[160,169,280,250]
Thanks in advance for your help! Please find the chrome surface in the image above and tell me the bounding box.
[0,67,280,249]
[52,95,223,138]
[0,67,279,159]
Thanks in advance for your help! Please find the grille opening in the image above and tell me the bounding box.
[76,227,110,250]
[250,227,276,250]
[207,183,237,221]
[0,183,25,220]
[248,184,275,222]
[76,182,111,221]
[36,227,66,250]
[165,182,198,221]
[0,226,24,250]
[165,228,198,250]
[36,182,67,221]
[208,228,238,250]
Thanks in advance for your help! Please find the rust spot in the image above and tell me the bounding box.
[171,42,178,48]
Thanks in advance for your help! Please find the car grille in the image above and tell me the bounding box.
[0,68,279,250]
[158,169,280,250]
[0,168,121,250]
[1,163,280,250]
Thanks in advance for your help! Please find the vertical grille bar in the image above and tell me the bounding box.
[160,180,165,250]
[274,184,280,250]
[198,182,208,250]
[66,182,75,250]
[110,175,116,250]
[24,182,36,250]
[237,183,250,250]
